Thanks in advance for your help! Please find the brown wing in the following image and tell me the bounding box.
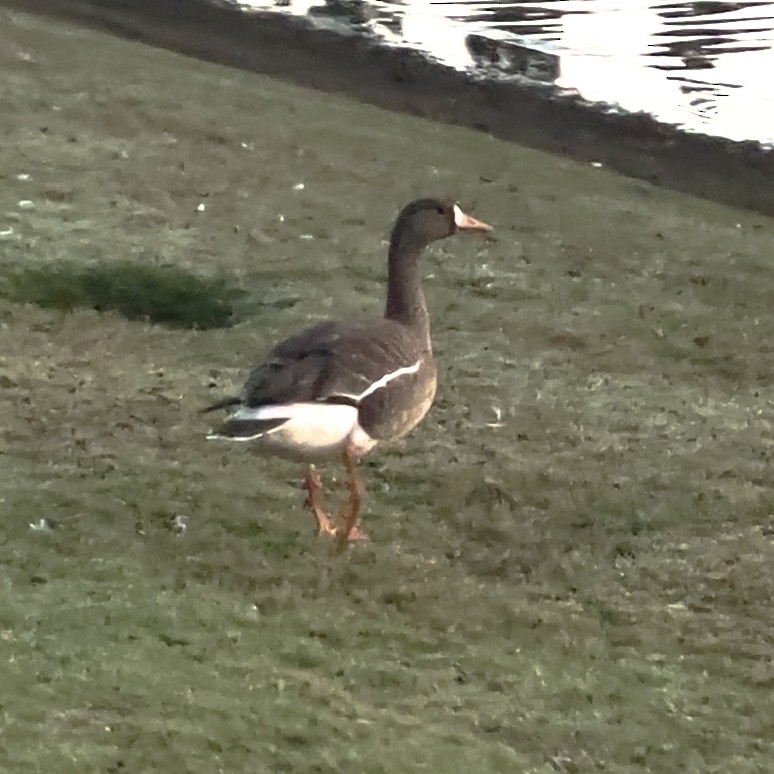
[241,319,427,408]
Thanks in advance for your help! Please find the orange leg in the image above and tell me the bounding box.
[335,445,369,547]
[302,465,337,538]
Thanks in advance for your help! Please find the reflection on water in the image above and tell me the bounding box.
[229,0,774,145]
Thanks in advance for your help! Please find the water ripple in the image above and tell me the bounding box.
[229,0,774,144]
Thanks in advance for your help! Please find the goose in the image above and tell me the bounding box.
[203,198,491,545]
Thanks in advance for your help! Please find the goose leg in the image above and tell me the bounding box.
[302,465,337,538]
[335,446,369,546]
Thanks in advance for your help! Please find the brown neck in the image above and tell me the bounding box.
[384,231,431,352]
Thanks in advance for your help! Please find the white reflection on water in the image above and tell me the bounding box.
[232,0,774,144]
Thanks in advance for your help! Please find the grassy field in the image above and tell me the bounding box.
[1,8,774,773]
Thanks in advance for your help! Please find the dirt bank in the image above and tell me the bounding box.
[4,0,774,217]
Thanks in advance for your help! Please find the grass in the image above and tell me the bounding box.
[1,259,243,328]
[1,7,774,773]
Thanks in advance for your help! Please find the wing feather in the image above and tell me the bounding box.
[241,320,425,408]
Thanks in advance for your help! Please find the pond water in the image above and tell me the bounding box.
[230,0,774,146]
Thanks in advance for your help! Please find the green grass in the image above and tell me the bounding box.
[1,259,243,328]
[1,7,774,773]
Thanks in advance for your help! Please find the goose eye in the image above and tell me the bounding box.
[435,205,445,215]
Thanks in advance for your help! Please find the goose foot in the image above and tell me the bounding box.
[302,464,367,543]
[335,446,368,547]
[302,465,337,539]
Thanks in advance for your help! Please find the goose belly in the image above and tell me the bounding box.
[358,361,438,441]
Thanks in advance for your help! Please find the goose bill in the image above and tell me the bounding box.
[453,204,492,232]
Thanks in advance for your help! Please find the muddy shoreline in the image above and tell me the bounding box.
[5,0,774,217]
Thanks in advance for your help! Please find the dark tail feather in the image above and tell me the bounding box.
[200,396,242,414]
[207,417,286,440]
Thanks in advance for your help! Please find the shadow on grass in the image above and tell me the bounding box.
[1,260,247,329]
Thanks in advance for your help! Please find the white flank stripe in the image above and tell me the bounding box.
[357,360,421,400]
[332,359,421,403]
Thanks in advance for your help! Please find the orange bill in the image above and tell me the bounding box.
[453,203,493,232]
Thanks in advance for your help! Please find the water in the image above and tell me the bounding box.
[230,0,774,146]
